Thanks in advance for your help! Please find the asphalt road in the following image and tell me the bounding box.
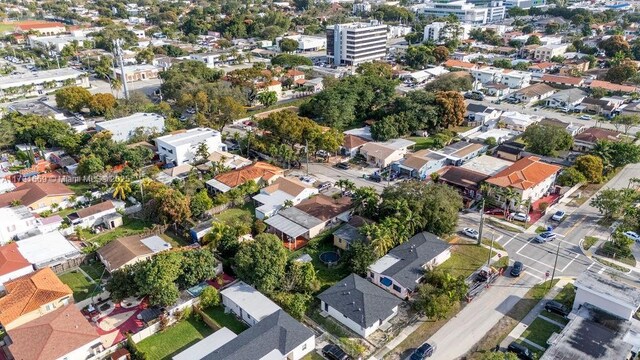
[289,163,387,192]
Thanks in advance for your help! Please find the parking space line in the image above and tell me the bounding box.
[525,271,544,281]
[560,253,581,272]
[598,267,605,274]
[524,266,545,274]
[587,262,596,271]
[514,252,555,270]
[502,234,519,247]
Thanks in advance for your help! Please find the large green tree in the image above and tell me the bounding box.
[574,155,604,183]
[522,124,573,156]
[591,188,640,219]
[234,233,288,293]
[55,86,92,112]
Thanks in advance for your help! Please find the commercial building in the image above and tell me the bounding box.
[114,64,161,82]
[0,68,89,100]
[155,128,226,166]
[504,0,545,8]
[414,0,505,24]
[28,33,89,53]
[326,21,388,66]
[96,112,165,142]
[14,21,66,36]
[423,21,472,42]
[282,35,326,51]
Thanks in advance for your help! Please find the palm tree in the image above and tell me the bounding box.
[283,199,294,208]
[335,179,355,194]
[112,176,131,200]
[368,230,395,257]
[110,78,122,98]
[498,187,519,218]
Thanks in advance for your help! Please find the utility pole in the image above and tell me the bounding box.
[487,231,495,266]
[112,39,129,100]
[550,237,561,288]
[305,139,309,175]
[477,198,485,245]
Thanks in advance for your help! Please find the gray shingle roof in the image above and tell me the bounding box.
[333,224,366,245]
[382,232,451,291]
[318,274,401,328]
[202,310,314,360]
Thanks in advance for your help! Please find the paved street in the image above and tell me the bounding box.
[289,163,387,192]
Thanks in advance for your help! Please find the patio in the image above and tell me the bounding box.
[282,237,309,251]
[92,298,149,346]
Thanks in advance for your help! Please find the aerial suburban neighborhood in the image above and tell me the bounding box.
[1,0,640,360]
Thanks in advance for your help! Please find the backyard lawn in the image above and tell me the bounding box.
[58,270,96,302]
[84,218,152,246]
[520,317,562,348]
[80,262,106,282]
[137,317,214,360]
[214,203,255,227]
[408,136,438,151]
[439,244,494,279]
[203,306,248,334]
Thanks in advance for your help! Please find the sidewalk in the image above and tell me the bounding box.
[499,278,571,349]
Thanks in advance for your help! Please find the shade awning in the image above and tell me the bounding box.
[264,214,308,238]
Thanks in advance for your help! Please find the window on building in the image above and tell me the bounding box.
[393,284,402,293]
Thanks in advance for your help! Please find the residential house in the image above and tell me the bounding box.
[542,272,640,360]
[0,268,72,329]
[544,88,588,110]
[527,62,557,76]
[0,206,41,244]
[534,44,568,61]
[302,77,324,93]
[198,310,315,360]
[155,164,195,184]
[438,166,489,207]
[470,68,531,89]
[483,82,511,97]
[393,149,447,180]
[494,141,526,161]
[318,274,402,338]
[67,200,119,229]
[572,127,623,152]
[16,232,82,273]
[253,177,318,219]
[539,118,585,137]
[466,103,501,125]
[220,281,281,326]
[265,194,352,243]
[460,154,514,176]
[207,150,252,170]
[155,128,227,166]
[359,139,415,168]
[589,80,637,94]
[500,70,532,89]
[95,113,165,142]
[443,59,478,70]
[368,232,452,299]
[189,222,215,243]
[256,80,283,97]
[435,141,487,165]
[541,74,585,87]
[333,216,372,250]
[559,59,590,76]
[173,328,238,360]
[580,97,623,118]
[205,162,284,193]
[512,83,556,105]
[0,243,33,291]
[341,134,370,157]
[485,156,562,204]
[97,234,172,273]
[14,21,66,35]
[114,64,161,82]
[0,182,74,213]
[5,304,103,360]
[500,111,542,132]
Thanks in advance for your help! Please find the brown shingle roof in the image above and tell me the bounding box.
[541,74,584,86]
[0,268,72,327]
[486,156,561,190]
[262,177,310,197]
[73,200,114,219]
[439,166,489,189]
[343,134,369,149]
[443,59,477,69]
[0,242,31,277]
[0,182,73,208]
[96,235,155,272]
[589,80,637,93]
[295,194,352,221]
[574,127,622,143]
[7,305,100,360]
[516,83,556,98]
[214,162,283,188]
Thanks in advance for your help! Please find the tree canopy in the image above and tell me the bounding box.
[521,124,573,156]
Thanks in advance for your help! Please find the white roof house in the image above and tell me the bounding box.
[220,281,281,326]
[173,328,237,360]
[500,111,542,132]
[95,113,165,142]
[155,128,226,166]
[16,231,80,268]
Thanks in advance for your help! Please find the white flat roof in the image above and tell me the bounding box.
[116,64,161,75]
[172,327,237,360]
[96,112,164,128]
[140,235,172,254]
[16,231,80,266]
[369,254,400,274]
[156,128,221,148]
[0,68,86,89]
[460,155,514,176]
[221,281,281,322]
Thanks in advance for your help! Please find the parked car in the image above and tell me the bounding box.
[507,342,534,360]
[186,108,196,114]
[551,210,565,221]
[545,300,569,317]
[535,231,557,243]
[410,342,435,360]
[511,213,530,222]
[335,162,350,170]
[322,344,350,360]
[462,228,480,239]
[579,115,592,120]
[318,181,332,192]
[623,231,640,242]
[369,173,382,183]
[510,261,524,277]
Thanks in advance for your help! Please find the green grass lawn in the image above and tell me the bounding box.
[540,311,570,326]
[214,203,255,227]
[80,262,106,282]
[439,244,494,279]
[0,23,15,33]
[482,238,505,251]
[554,283,576,308]
[202,306,248,334]
[58,270,96,302]
[159,232,192,248]
[137,317,214,360]
[582,236,598,251]
[520,317,562,348]
[85,217,152,247]
[408,136,438,151]
[303,352,325,360]
[66,182,98,196]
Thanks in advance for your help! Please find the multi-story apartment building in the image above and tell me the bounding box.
[414,0,505,24]
[155,128,226,166]
[326,21,388,66]
[423,21,472,42]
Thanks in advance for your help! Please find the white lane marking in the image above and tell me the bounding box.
[525,271,544,281]
[560,253,581,272]
[503,233,519,247]
[587,262,596,271]
[598,267,605,274]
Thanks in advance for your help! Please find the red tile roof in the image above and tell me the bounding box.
[0,181,73,208]
[541,74,584,86]
[7,305,100,360]
[214,162,283,188]
[589,80,637,93]
[0,243,31,277]
[343,134,369,149]
[486,156,561,190]
[0,268,72,327]
[443,59,477,69]
[15,21,65,31]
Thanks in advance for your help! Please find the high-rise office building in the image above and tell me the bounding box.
[326,21,388,66]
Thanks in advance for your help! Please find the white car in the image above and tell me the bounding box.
[579,115,592,120]
[462,228,480,239]
[551,210,565,221]
[512,212,530,222]
[535,231,557,243]
[623,231,640,242]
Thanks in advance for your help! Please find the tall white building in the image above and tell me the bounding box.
[95,113,165,142]
[423,22,472,42]
[326,21,388,66]
[414,0,505,24]
[155,128,226,166]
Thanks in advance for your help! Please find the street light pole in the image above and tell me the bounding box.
[478,198,485,246]
[550,237,561,287]
[487,231,495,266]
